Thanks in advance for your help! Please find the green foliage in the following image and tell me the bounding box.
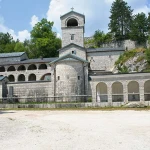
[145,49,150,64]
[93,30,112,47]
[115,49,137,65]
[109,0,133,41]
[30,18,61,58]
[14,42,27,52]
[135,55,145,63]
[117,65,129,74]
[130,13,148,43]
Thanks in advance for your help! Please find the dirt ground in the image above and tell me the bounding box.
[0,110,150,150]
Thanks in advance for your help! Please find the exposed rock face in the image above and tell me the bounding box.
[123,102,147,108]
[113,49,148,73]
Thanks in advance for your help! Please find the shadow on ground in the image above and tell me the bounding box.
[0,111,15,115]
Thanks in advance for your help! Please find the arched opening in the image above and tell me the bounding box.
[8,75,15,82]
[67,18,78,27]
[96,82,108,102]
[40,73,51,81]
[18,65,26,71]
[0,66,5,72]
[18,74,25,82]
[28,74,36,81]
[144,80,150,101]
[39,64,47,70]
[28,64,37,70]
[7,66,16,72]
[112,82,124,102]
[128,81,140,101]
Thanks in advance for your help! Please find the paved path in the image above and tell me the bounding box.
[0,110,150,150]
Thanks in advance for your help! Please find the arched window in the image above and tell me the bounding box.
[18,65,26,71]
[28,74,36,81]
[7,66,15,72]
[8,75,15,82]
[39,64,47,70]
[96,82,108,102]
[67,18,78,27]
[112,82,124,102]
[28,64,37,70]
[40,73,51,81]
[144,80,150,101]
[18,74,25,81]
[0,66,5,72]
[128,81,140,101]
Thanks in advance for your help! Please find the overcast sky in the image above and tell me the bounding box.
[0,0,150,41]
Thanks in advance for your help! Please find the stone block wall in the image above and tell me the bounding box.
[7,81,54,102]
[87,51,124,71]
[62,27,84,47]
[59,45,86,60]
[55,60,85,96]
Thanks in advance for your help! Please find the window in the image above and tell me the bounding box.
[72,50,76,54]
[58,76,60,80]
[71,34,74,40]
[78,76,80,80]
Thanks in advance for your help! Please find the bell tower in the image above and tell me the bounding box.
[60,9,85,47]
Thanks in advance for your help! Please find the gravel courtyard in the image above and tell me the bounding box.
[0,110,150,150]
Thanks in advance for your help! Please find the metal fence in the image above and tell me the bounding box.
[0,95,92,104]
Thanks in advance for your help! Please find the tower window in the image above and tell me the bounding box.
[78,76,80,80]
[72,50,76,54]
[71,34,74,40]
[58,76,60,80]
[67,18,78,27]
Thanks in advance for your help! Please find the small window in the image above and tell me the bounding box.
[58,76,60,80]
[71,34,74,40]
[78,76,80,80]
[72,50,76,54]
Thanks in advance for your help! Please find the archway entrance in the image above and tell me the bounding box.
[144,80,150,101]
[112,82,124,102]
[96,82,108,102]
[128,81,140,101]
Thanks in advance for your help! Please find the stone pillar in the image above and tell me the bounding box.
[123,81,128,103]
[139,81,145,102]
[91,82,96,103]
[107,82,112,106]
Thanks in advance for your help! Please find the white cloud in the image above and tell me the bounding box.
[30,15,39,28]
[47,0,150,37]
[0,23,30,42]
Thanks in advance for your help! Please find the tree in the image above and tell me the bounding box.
[130,13,148,43]
[93,30,112,47]
[0,32,15,53]
[14,42,27,52]
[109,0,133,41]
[30,18,61,58]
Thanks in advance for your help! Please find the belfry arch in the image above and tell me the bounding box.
[67,18,78,27]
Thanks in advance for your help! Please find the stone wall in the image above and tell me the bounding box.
[89,73,150,103]
[55,60,85,97]
[59,45,86,60]
[87,51,124,71]
[62,27,84,47]
[85,39,148,50]
[0,63,51,82]
[7,81,53,102]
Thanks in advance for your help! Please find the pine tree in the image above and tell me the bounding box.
[109,0,133,41]
[130,13,148,44]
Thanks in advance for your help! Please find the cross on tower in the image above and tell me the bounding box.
[71,7,74,11]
